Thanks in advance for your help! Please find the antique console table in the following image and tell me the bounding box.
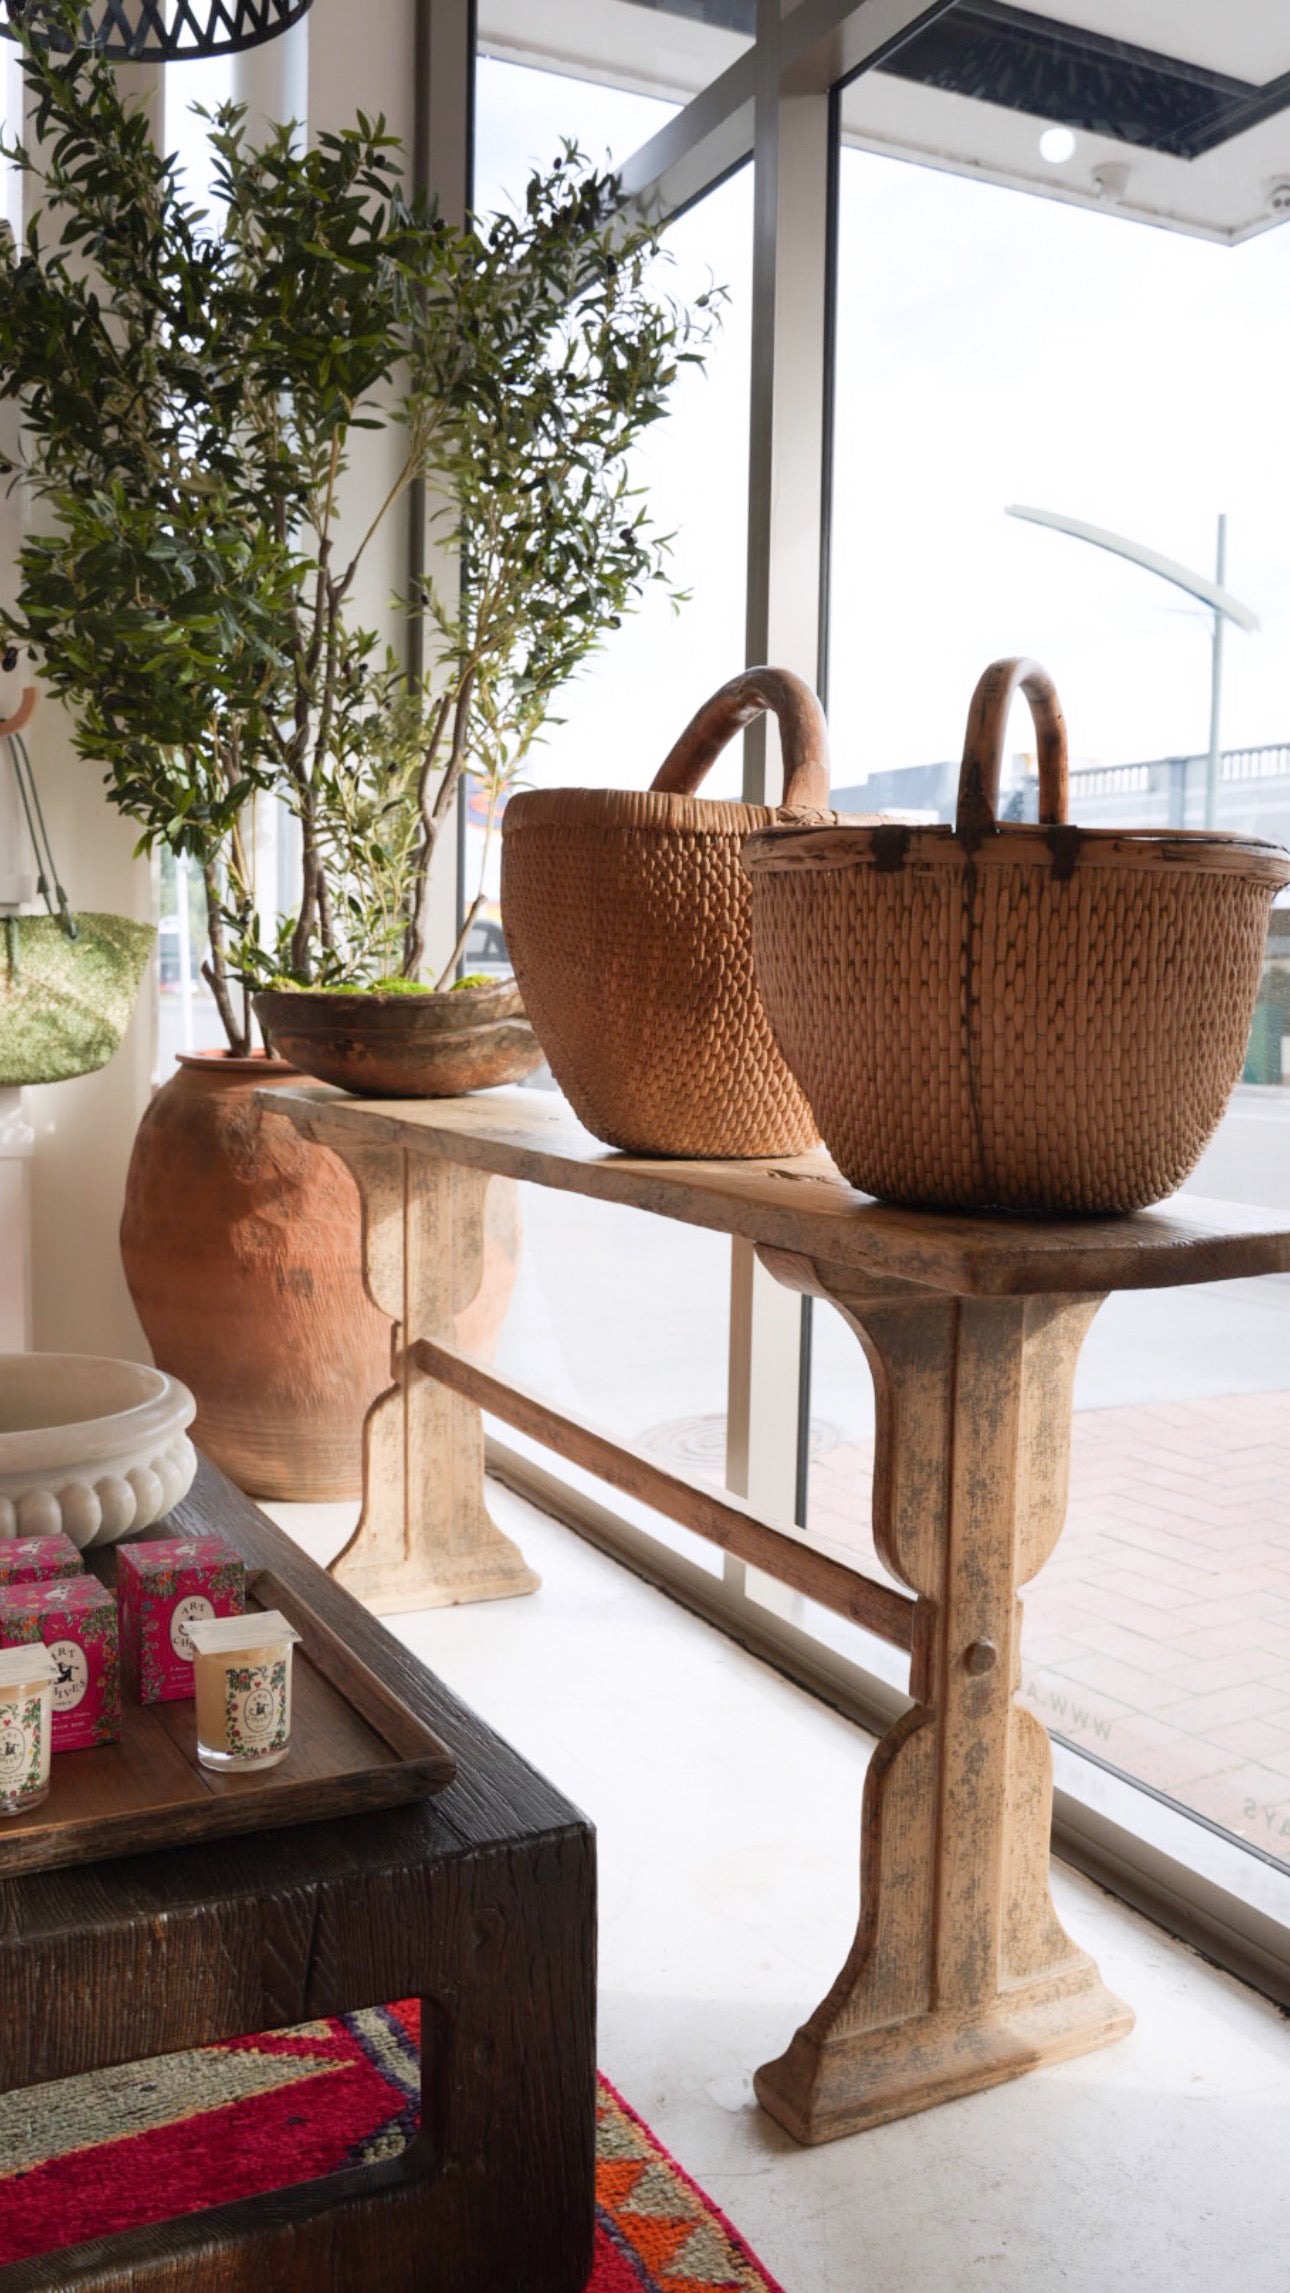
[264,1082,1290,2145]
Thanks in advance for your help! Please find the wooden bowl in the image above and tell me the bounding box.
[253,980,545,1099]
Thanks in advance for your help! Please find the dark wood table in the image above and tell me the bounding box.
[0,1461,597,2293]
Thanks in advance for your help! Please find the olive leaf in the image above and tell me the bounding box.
[0,0,721,1049]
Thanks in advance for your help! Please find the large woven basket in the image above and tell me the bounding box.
[501,668,833,1156]
[743,657,1290,1214]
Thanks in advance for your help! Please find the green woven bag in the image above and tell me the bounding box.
[0,711,156,1086]
[1,910,157,1086]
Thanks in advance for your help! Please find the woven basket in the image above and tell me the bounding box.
[743,656,1290,1214]
[501,668,833,1156]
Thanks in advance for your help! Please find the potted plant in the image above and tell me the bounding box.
[0,5,715,1494]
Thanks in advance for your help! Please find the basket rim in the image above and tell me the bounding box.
[741,818,1290,886]
[503,786,849,838]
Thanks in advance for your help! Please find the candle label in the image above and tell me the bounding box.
[0,1693,44,1802]
[224,1659,288,1760]
[170,1596,215,1663]
[49,1639,88,1713]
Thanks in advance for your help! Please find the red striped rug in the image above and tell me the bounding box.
[0,1999,783,2290]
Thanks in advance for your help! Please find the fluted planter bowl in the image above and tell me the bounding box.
[0,1354,198,1548]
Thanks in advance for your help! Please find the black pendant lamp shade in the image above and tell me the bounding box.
[3,0,314,59]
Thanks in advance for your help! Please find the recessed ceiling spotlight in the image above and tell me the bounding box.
[1039,127,1077,165]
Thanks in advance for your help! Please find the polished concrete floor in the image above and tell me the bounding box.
[273,1483,1290,2293]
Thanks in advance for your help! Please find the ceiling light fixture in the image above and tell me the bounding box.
[2,0,314,61]
[1038,126,1077,165]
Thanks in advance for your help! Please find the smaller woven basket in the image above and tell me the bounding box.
[743,657,1290,1214]
[501,668,833,1157]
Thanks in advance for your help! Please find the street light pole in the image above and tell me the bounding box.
[1205,512,1227,831]
[1006,504,1258,828]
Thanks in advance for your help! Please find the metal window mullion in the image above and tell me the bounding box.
[616,0,953,225]
[724,3,834,1590]
[413,0,476,973]
[300,0,474,983]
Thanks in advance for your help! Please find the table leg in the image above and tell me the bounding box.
[326,1142,540,1613]
[754,1265,1133,2142]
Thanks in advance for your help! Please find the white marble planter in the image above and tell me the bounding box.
[0,1355,197,1547]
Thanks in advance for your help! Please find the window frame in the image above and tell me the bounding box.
[458,0,1290,2008]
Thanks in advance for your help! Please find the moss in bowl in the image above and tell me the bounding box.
[253,976,545,1099]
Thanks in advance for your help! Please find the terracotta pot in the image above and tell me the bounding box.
[119,1051,391,1501]
[254,977,544,1098]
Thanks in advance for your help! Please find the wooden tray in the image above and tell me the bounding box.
[0,1568,456,1878]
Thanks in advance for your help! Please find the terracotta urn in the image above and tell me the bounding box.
[119,1051,390,1502]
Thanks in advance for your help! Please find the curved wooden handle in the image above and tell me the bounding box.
[956,658,1067,846]
[650,667,830,808]
[0,686,36,740]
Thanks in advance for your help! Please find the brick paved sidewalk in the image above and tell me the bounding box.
[807,1389,1290,1866]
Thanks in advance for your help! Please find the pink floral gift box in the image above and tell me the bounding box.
[0,1576,121,1751]
[117,1537,245,1705]
[0,1533,85,1586]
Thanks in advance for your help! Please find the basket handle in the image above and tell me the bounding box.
[650,667,830,807]
[0,686,37,740]
[956,658,1068,844]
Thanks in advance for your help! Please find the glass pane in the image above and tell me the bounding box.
[466,58,752,967]
[471,57,753,1552]
[478,0,752,177]
[488,1188,731,1574]
[819,111,1290,1872]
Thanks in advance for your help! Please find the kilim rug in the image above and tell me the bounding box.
[0,1997,784,2291]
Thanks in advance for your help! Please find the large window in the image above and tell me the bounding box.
[475,0,1290,1987]
[474,51,754,1502]
[817,69,1290,1879]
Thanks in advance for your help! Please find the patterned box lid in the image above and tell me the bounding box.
[0,1576,115,1623]
[0,1534,84,1584]
[116,1537,240,1583]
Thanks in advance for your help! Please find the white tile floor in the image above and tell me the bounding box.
[270,1484,1290,2293]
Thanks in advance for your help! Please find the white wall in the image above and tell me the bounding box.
[0,66,159,1359]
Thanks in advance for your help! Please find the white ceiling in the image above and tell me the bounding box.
[478,0,1290,243]
[1030,2,1290,88]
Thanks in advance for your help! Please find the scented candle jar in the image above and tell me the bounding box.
[0,1534,84,1587]
[0,1576,121,1750]
[117,1536,244,1704]
[0,1644,57,1815]
[187,1611,301,1773]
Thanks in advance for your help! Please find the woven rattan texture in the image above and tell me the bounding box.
[502,789,820,1158]
[749,854,1278,1213]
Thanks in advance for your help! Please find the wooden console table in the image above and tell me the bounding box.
[265,1082,1290,2145]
